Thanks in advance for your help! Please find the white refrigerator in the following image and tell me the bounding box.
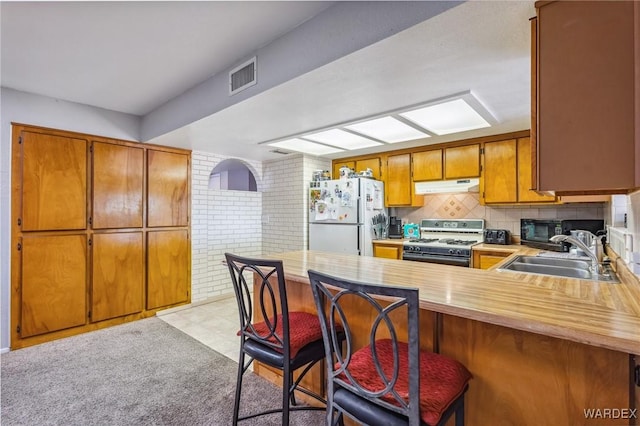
[308,178,386,256]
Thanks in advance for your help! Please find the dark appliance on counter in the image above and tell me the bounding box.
[388,216,403,239]
[484,229,510,245]
[402,219,485,267]
[520,219,605,251]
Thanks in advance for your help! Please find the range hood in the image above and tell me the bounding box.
[415,178,480,194]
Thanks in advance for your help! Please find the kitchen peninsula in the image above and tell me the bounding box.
[261,250,640,425]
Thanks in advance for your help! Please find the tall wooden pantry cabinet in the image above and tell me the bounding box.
[10,124,191,349]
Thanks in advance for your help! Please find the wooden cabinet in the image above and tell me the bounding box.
[147,230,190,310]
[20,131,87,231]
[148,150,189,227]
[386,153,422,207]
[332,160,354,180]
[482,137,556,204]
[332,157,381,180]
[413,144,479,181]
[472,249,511,270]
[91,232,144,322]
[20,234,88,337]
[11,124,191,349]
[535,1,640,193]
[373,242,403,259]
[517,137,555,203]
[483,139,517,204]
[445,144,480,179]
[386,154,411,206]
[412,149,443,181]
[355,157,381,180]
[92,142,143,229]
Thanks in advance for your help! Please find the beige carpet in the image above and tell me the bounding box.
[1,317,324,425]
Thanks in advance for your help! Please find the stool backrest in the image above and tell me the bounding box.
[308,269,421,424]
[225,253,290,358]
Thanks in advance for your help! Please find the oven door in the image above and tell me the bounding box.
[402,252,470,267]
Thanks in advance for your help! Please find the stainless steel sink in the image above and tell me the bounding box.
[497,255,619,282]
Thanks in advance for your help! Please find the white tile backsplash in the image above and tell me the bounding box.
[396,193,606,237]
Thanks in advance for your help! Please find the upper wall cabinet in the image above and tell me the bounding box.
[482,137,556,204]
[92,142,144,229]
[386,153,423,207]
[412,149,443,181]
[412,144,480,181]
[332,157,382,180]
[147,150,189,227]
[20,131,87,231]
[534,1,640,193]
[444,144,480,179]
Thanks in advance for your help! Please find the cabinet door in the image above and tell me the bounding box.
[537,1,637,192]
[483,140,517,204]
[517,137,555,203]
[412,150,443,181]
[373,244,401,259]
[92,142,144,229]
[148,150,189,227]
[445,144,480,179]
[355,158,381,180]
[91,232,144,322]
[386,154,412,206]
[20,235,87,337]
[21,131,87,231]
[147,230,189,310]
[472,250,510,269]
[333,161,355,180]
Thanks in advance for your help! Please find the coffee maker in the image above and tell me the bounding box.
[388,216,403,239]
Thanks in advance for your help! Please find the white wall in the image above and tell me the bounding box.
[0,88,141,352]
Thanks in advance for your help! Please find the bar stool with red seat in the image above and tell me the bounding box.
[225,253,327,425]
[308,269,472,426]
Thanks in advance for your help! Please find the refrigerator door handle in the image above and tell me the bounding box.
[357,225,361,255]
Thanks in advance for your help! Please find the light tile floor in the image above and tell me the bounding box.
[157,296,242,362]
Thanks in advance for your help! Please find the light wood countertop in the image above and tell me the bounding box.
[271,250,640,354]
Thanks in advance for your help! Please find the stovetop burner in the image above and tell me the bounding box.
[405,238,479,247]
[439,239,480,246]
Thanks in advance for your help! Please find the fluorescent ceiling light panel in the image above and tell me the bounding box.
[345,116,429,143]
[400,98,491,135]
[304,129,382,150]
[269,138,344,155]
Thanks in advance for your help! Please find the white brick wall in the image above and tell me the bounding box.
[262,154,331,254]
[191,151,263,302]
[190,151,330,302]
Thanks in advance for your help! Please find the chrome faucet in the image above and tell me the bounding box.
[549,234,602,274]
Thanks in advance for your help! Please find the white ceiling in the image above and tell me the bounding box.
[1,1,334,115]
[1,1,536,162]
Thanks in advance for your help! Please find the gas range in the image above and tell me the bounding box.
[402,219,485,266]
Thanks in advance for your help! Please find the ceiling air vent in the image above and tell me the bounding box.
[229,57,256,95]
[270,149,291,155]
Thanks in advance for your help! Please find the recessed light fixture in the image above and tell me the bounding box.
[264,91,496,157]
[345,116,428,143]
[400,98,491,135]
[303,129,382,150]
[269,138,344,156]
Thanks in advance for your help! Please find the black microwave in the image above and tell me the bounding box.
[520,219,605,251]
